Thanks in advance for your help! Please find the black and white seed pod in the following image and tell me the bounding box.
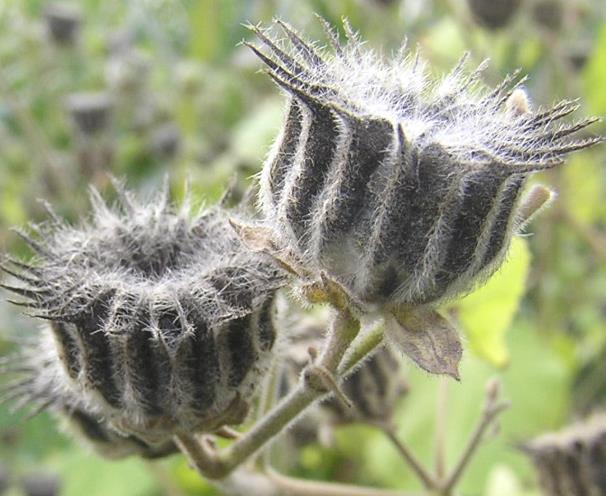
[43,3,81,46]
[0,182,285,446]
[249,19,601,309]
[66,92,113,137]
[524,413,606,496]
[467,0,521,30]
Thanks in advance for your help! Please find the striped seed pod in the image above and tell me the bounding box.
[524,413,606,496]
[249,19,601,309]
[1,329,177,459]
[0,182,285,447]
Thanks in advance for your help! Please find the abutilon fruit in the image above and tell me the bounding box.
[246,18,601,378]
[467,0,521,30]
[524,413,606,496]
[43,3,81,46]
[0,182,285,449]
[248,19,601,309]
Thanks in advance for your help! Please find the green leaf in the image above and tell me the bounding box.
[455,237,531,367]
[561,154,606,226]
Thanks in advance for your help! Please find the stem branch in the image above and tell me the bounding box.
[441,380,510,494]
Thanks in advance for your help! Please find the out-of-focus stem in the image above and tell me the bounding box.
[379,424,437,490]
[441,381,510,494]
[434,377,449,480]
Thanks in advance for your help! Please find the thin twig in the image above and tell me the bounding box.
[434,376,449,480]
[378,423,437,490]
[144,461,187,496]
[441,380,510,494]
[267,468,418,496]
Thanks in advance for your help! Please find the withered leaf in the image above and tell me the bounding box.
[384,306,462,380]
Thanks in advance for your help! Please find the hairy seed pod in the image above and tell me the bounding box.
[524,413,606,495]
[149,122,180,160]
[66,93,113,136]
[0,182,285,447]
[43,3,81,46]
[249,19,601,309]
[467,0,521,30]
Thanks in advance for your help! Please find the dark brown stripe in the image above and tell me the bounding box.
[51,322,81,380]
[269,101,303,206]
[67,408,110,443]
[430,168,509,300]
[126,307,170,415]
[563,450,590,496]
[371,144,457,301]
[76,291,122,408]
[318,117,393,248]
[176,298,220,413]
[257,295,276,352]
[346,369,374,418]
[478,175,525,269]
[226,315,256,388]
[589,435,606,491]
[286,105,339,247]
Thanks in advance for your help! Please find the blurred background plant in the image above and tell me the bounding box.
[0,0,604,495]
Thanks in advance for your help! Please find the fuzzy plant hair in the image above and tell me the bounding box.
[0,182,286,447]
[248,18,602,309]
[524,413,606,496]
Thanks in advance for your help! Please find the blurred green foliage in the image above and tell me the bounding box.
[0,0,605,495]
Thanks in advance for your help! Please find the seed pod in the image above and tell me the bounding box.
[149,122,180,160]
[1,182,285,447]
[524,413,606,495]
[66,93,113,136]
[467,0,521,29]
[249,19,602,310]
[43,3,81,46]
[21,472,60,496]
[532,0,564,31]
